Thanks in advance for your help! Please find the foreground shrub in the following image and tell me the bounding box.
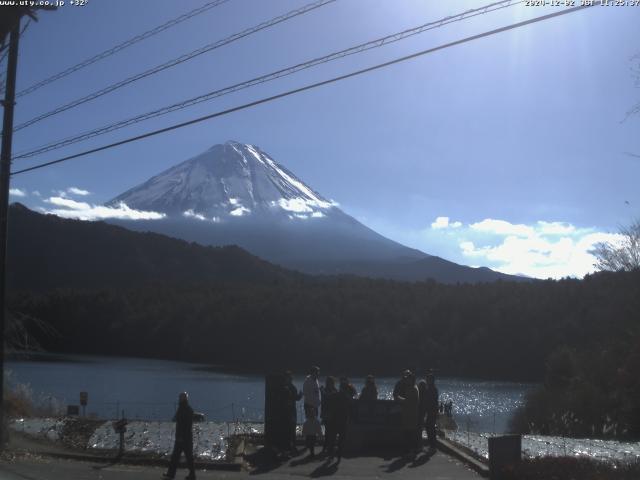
[4,383,35,418]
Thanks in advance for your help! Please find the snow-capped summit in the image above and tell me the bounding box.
[107,141,524,283]
[109,141,336,222]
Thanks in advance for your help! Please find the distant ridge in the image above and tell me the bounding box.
[7,203,296,292]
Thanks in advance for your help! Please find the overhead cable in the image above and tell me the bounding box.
[11,3,596,177]
[15,0,231,98]
[12,0,337,131]
[14,0,521,159]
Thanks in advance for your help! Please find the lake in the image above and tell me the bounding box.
[5,353,535,433]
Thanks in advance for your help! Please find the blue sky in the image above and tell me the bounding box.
[5,0,640,279]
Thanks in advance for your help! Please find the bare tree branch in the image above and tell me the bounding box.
[592,219,640,272]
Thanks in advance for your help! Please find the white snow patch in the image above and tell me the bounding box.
[276,197,336,213]
[12,418,264,462]
[230,206,250,217]
[445,430,640,464]
[277,198,312,213]
[245,145,266,165]
[261,154,333,205]
[89,420,237,460]
[10,418,65,441]
[183,209,206,221]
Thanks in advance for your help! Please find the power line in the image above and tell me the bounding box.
[14,0,522,160]
[15,0,231,98]
[12,0,337,132]
[11,3,596,177]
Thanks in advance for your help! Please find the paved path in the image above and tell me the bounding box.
[0,450,481,480]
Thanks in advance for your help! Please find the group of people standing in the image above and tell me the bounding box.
[282,366,440,459]
[162,367,442,478]
[393,369,439,452]
[283,366,355,460]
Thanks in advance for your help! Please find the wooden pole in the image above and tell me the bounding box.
[0,19,21,447]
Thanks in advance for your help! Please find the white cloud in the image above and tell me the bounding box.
[537,221,575,235]
[9,188,26,197]
[459,219,619,278]
[470,218,534,237]
[459,241,475,254]
[431,216,462,229]
[43,196,165,221]
[459,232,619,279]
[67,187,90,196]
[46,196,90,210]
[428,216,622,279]
[32,190,41,197]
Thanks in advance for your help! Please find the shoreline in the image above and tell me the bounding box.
[6,350,540,385]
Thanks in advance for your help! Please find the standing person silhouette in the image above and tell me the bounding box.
[164,392,196,480]
[417,377,428,448]
[283,370,302,454]
[333,377,353,461]
[321,376,338,454]
[360,375,378,402]
[302,366,321,456]
[424,373,440,449]
[393,370,410,401]
[397,372,419,454]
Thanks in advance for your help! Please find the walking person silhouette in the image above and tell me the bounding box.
[164,392,196,480]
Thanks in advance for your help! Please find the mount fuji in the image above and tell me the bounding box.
[107,141,521,283]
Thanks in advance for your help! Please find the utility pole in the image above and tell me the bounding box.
[0,5,55,447]
[0,17,21,447]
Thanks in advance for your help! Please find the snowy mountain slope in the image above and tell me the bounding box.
[109,141,337,222]
[107,141,524,283]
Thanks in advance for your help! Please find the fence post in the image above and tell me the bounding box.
[488,435,521,480]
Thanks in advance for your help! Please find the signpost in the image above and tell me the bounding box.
[80,391,88,417]
[112,413,128,458]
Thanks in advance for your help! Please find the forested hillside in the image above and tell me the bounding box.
[7,203,297,291]
[10,271,639,383]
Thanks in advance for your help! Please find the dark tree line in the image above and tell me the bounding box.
[10,271,639,380]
